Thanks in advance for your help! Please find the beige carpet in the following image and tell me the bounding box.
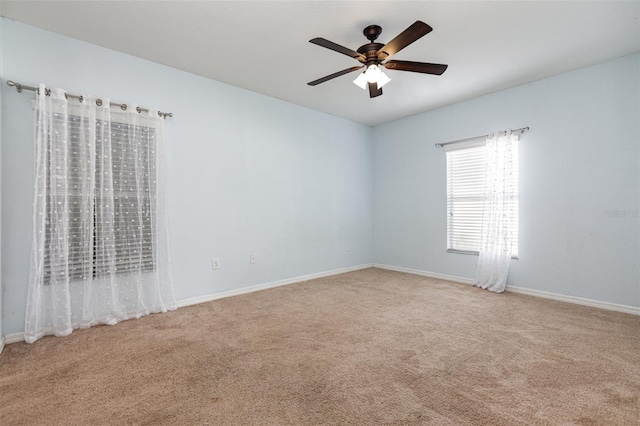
[1,268,639,425]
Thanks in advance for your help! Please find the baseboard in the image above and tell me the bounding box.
[373,263,640,316]
[5,332,24,345]
[373,263,474,285]
[505,285,640,316]
[177,263,373,308]
[0,336,5,355]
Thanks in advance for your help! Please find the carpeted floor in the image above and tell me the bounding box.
[1,268,639,425]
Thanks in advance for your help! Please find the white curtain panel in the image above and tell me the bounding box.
[474,130,518,293]
[25,85,176,343]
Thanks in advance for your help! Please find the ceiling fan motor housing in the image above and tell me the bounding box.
[358,46,384,66]
[358,25,384,66]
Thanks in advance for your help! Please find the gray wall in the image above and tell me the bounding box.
[373,53,640,307]
[1,19,374,335]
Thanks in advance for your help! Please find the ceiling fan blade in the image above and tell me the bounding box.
[368,82,383,98]
[384,60,448,75]
[309,38,366,62]
[376,21,433,60]
[307,66,364,86]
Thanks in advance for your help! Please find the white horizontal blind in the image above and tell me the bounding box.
[42,113,94,284]
[95,120,156,276]
[446,140,519,255]
[42,114,155,283]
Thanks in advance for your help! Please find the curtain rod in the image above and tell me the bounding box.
[434,126,529,148]
[6,80,173,119]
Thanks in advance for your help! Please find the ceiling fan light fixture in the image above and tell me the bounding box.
[310,21,445,97]
[353,72,368,90]
[376,69,391,89]
[353,65,391,90]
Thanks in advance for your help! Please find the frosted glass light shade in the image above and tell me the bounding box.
[376,70,391,88]
[352,65,391,90]
[353,72,368,90]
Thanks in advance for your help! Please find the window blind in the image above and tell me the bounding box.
[445,140,518,256]
[95,120,156,277]
[42,114,156,283]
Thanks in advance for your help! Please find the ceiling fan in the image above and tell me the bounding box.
[307,21,448,98]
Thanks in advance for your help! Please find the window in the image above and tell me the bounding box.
[42,114,156,283]
[445,140,518,256]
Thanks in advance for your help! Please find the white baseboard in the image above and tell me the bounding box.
[177,263,373,308]
[2,263,374,346]
[373,263,640,316]
[4,332,24,345]
[505,285,640,316]
[373,263,475,285]
[0,336,5,355]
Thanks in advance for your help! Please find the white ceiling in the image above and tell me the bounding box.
[2,1,639,126]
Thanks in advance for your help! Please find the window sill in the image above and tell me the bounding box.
[447,249,519,260]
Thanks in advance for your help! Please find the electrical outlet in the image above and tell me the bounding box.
[346,242,352,251]
[249,254,256,264]
[212,258,220,270]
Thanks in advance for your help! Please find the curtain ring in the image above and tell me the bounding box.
[136,106,142,113]
[78,95,84,103]
[121,104,127,111]
[45,88,51,96]
[96,99,103,106]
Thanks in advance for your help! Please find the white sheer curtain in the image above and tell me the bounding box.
[25,84,176,343]
[474,130,518,293]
